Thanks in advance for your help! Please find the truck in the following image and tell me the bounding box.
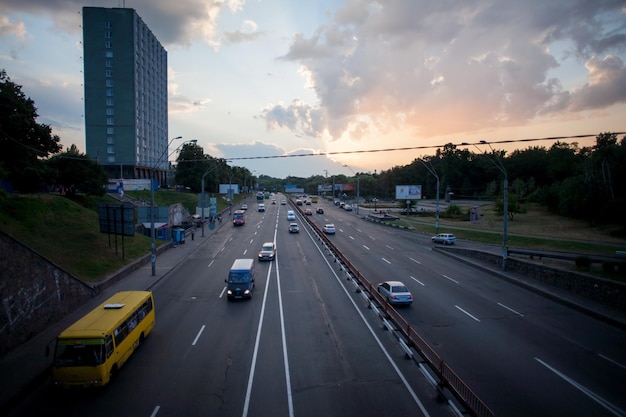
[225,259,255,299]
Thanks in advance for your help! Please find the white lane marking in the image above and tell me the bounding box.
[386,245,394,250]
[242,245,273,417]
[192,325,206,346]
[219,287,226,298]
[443,275,459,284]
[221,247,225,252]
[208,260,214,267]
[497,302,524,317]
[599,354,626,370]
[150,406,160,417]
[349,236,355,240]
[356,228,362,233]
[308,229,432,416]
[409,257,421,264]
[535,357,626,416]
[249,239,254,244]
[363,245,370,250]
[455,305,480,322]
[410,276,425,286]
[382,258,392,264]
[275,253,294,416]
[243,249,247,255]
[369,235,376,240]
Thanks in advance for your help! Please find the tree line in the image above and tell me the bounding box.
[2,69,625,230]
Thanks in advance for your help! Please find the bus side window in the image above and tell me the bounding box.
[105,335,114,357]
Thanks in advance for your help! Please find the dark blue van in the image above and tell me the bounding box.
[226,259,255,300]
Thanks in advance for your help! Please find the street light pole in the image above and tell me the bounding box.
[417,159,440,234]
[150,135,183,276]
[473,140,509,271]
[201,165,220,237]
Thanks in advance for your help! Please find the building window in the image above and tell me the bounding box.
[105,51,113,58]
[107,136,114,144]
[106,108,114,116]
[104,21,111,29]
[107,128,115,135]
[107,145,114,154]
[106,88,113,96]
[105,41,112,48]
[105,79,113,87]
[105,70,112,77]
[105,31,111,39]
[107,117,114,125]
[106,98,114,106]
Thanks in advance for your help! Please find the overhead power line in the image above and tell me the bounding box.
[223,132,626,161]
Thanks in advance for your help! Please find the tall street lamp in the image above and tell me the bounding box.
[343,164,360,214]
[464,140,508,271]
[201,164,221,237]
[417,159,440,235]
[150,135,184,276]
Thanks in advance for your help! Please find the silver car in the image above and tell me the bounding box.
[258,242,276,261]
[377,281,413,305]
[431,233,456,245]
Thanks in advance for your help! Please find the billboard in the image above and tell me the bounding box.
[395,185,422,200]
[219,184,240,194]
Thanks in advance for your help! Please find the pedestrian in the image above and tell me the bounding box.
[191,226,195,241]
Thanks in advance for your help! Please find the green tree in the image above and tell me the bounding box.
[45,145,109,196]
[0,70,62,191]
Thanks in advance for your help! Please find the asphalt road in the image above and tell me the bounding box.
[309,199,626,417]
[7,198,450,417]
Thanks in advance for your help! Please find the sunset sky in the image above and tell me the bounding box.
[1,0,625,178]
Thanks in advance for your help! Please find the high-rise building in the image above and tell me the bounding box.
[83,7,170,185]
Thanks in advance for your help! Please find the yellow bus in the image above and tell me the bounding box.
[51,291,155,388]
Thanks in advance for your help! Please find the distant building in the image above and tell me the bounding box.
[83,7,170,186]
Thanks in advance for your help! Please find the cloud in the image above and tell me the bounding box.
[569,55,626,111]
[264,0,626,140]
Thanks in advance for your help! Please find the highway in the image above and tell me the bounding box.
[7,195,626,417]
[305,199,626,417]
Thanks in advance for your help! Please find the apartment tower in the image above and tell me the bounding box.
[83,7,169,185]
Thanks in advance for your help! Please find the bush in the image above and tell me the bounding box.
[574,256,591,268]
[601,261,616,273]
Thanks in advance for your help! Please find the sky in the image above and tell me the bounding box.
[1,0,625,179]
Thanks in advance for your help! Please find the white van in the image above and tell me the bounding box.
[287,210,296,221]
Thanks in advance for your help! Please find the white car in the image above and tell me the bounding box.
[258,204,265,212]
[431,233,456,245]
[377,281,413,305]
[323,224,336,234]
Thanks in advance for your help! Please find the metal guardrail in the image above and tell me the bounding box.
[295,202,495,417]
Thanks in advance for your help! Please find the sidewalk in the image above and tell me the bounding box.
[0,222,221,414]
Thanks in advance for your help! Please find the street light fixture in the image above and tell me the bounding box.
[464,140,509,271]
[201,164,221,237]
[343,164,360,214]
[150,136,186,276]
[417,159,440,234]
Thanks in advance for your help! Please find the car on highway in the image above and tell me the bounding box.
[343,204,353,211]
[377,281,413,305]
[305,208,313,215]
[316,207,324,214]
[323,224,336,234]
[432,233,456,245]
[281,200,287,205]
[287,210,296,221]
[288,223,300,233]
[241,204,248,211]
[258,242,276,261]
[258,203,265,212]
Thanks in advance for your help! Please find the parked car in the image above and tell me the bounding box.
[288,223,300,233]
[316,207,324,214]
[343,204,353,211]
[431,233,456,245]
[323,224,336,234]
[258,241,276,261]
[377,281,413,305]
